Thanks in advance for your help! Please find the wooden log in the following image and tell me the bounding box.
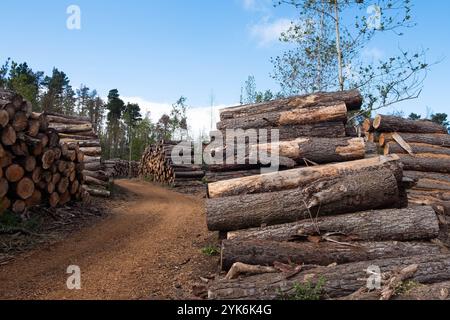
[404,171,450,184]
[385,142,450,156]
[41,150,56,170]
[250,137,365,164]
[219,89,362,121]
[221,122,347,141]
[362,118,374,133]
[207,169,401,232]
[374,115,448,134]
[1,125,17,146]
[207,155,401,199]
[12,111,28,132]
[48,123,93,133]
[78,147,101,157]
[394,281,450,300]
[57,177,69,194]
[207,254,450,300]
[221,240,442,271]
[46,114,90,125]
[0,110,9,127]
[49,192,60,208]
[217,103,348,130]
[0,152,13,168]
[398,154,450,173]
[84,175,109,188]
[12,200,26,213]
[5,164,25,183]
[379,132,450,147]
[83,186,111,198]
[0,178,9,198]
[25,190,42,207]
[16,177,35,200]
[227,206,439,242]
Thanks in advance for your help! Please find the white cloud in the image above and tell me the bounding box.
[363,47,384,61]
[240,0,271,11]
[249,18,292,46]
[121,96,232,139]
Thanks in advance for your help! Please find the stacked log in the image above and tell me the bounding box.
[0,89,85,213]
[204,152,450,299]
[203,90,366,181]
[139,140,205,185]
[368,115,450,208]
[104,159,139,178]
[46,112,110,197]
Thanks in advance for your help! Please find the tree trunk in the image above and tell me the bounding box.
[217,103,348,130]
[207,169,401,232]
[16,177,35,200]
[221,121,346,141]
[221,240,442,271]
[219,89,362,121]
[374,115,448,134]
[250,137,365,164]
[48,123,93,133]
[207,254,450,300]
[398,154,450,173]
[207,155,402,199]
[385,142,450,156]
[227,206,439,242]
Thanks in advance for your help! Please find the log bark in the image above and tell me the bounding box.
[207,155,402,199]
[48,123,93,133]
[220,240,442,271]
[83,186,111,198]
[207,254,450,300]
[374,115,448,134]
[207,169,401,232]
[84,175,109,188]
[221,121,346,141]
[385,142,450,156]
[219,89,362,121]
[227,206,439,242]
[249,137,365,164]
[217,103,348,130]
[398,154,450,173]
[379,133,450,147]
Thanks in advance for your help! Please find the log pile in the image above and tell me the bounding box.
[203,90,366,182]
[46,112,110,198]
[104,159,139,178]
[0,89,86,213]
[205,152,450,300]
[139,140,205,185]
[366,115,450,209]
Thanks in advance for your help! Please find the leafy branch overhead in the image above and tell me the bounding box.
[272,0,434,116]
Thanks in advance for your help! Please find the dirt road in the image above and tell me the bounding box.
[0,180,217,300]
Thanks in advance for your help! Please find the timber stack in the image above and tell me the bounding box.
[0,89,86,213]
[139,140,205,185]
[204,89,369,182]
[366,115,450,211]
[46,112,110,198]
[205,155,450,300]
[104,159,139,178]
[204,91,450,300]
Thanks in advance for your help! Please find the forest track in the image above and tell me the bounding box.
[0,180,217,300]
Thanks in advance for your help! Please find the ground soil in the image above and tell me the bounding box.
[0,180,219,300]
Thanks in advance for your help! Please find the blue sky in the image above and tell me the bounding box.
[0,0,449,134]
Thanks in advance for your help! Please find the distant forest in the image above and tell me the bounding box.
[0,58,190,161]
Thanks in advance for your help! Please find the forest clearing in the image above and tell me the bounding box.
[1,0,450,308]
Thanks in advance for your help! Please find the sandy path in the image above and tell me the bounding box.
[0,180,210,300]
